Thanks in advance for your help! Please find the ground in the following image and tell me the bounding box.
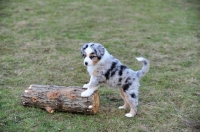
[0,0,200,131]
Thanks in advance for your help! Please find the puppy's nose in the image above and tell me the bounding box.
[85,62,88,66]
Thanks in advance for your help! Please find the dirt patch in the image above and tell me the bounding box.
[184,119,200,131]
[15,21,28,27]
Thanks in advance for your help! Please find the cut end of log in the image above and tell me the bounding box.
[92,90,100,114]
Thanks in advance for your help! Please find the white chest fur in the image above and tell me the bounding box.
[87,66,96,76]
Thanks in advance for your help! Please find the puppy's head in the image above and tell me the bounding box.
[81,43,105,66]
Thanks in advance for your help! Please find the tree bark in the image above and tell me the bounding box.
[21,84,99,114]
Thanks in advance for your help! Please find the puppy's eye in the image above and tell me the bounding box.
[90,56,96,59]
[83,54,86,58]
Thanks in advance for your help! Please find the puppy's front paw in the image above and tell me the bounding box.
[125,113,134,118]
[83,84,89,89]
[81,90,93,97]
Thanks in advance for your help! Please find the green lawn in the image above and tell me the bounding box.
[0,0,200,131]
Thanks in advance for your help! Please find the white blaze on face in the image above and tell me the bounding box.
[84,47,94,66]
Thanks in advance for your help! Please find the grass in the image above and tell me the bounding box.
[0,0,200,131]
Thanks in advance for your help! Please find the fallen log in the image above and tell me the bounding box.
[21,84,99,114]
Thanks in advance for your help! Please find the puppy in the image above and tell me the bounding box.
[80,43,150,117]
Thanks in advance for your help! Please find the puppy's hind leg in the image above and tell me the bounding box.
[124,91,138,117]
[118,88,129,109]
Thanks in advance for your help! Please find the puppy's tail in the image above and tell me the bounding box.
[136,57,150,78]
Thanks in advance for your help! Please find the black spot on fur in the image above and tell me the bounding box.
[117,83,121,86]
[130,93,136,98]
[125,77,131,83]
[83,44,88,50]
[132,78,135,80]
[81,44,88,57]
[119,65,127,76]
[122,83,132,92]
[93,49,101,59]
[110,62,117,69]
[111,70,117,77]
[104,62,117,80]
[110,65,118,77]
[110,62,118,77]
[91,52,95,55]
[144,60,148,65]
[110,62,117,70]
[118,78,122,82]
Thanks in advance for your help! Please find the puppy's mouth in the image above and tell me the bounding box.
[84,64,94,66]
[84,62,94,66]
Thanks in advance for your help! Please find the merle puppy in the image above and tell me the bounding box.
[80,42,150,117]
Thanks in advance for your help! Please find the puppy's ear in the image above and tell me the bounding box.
[91,44,105,60]
[81,44,88,57]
